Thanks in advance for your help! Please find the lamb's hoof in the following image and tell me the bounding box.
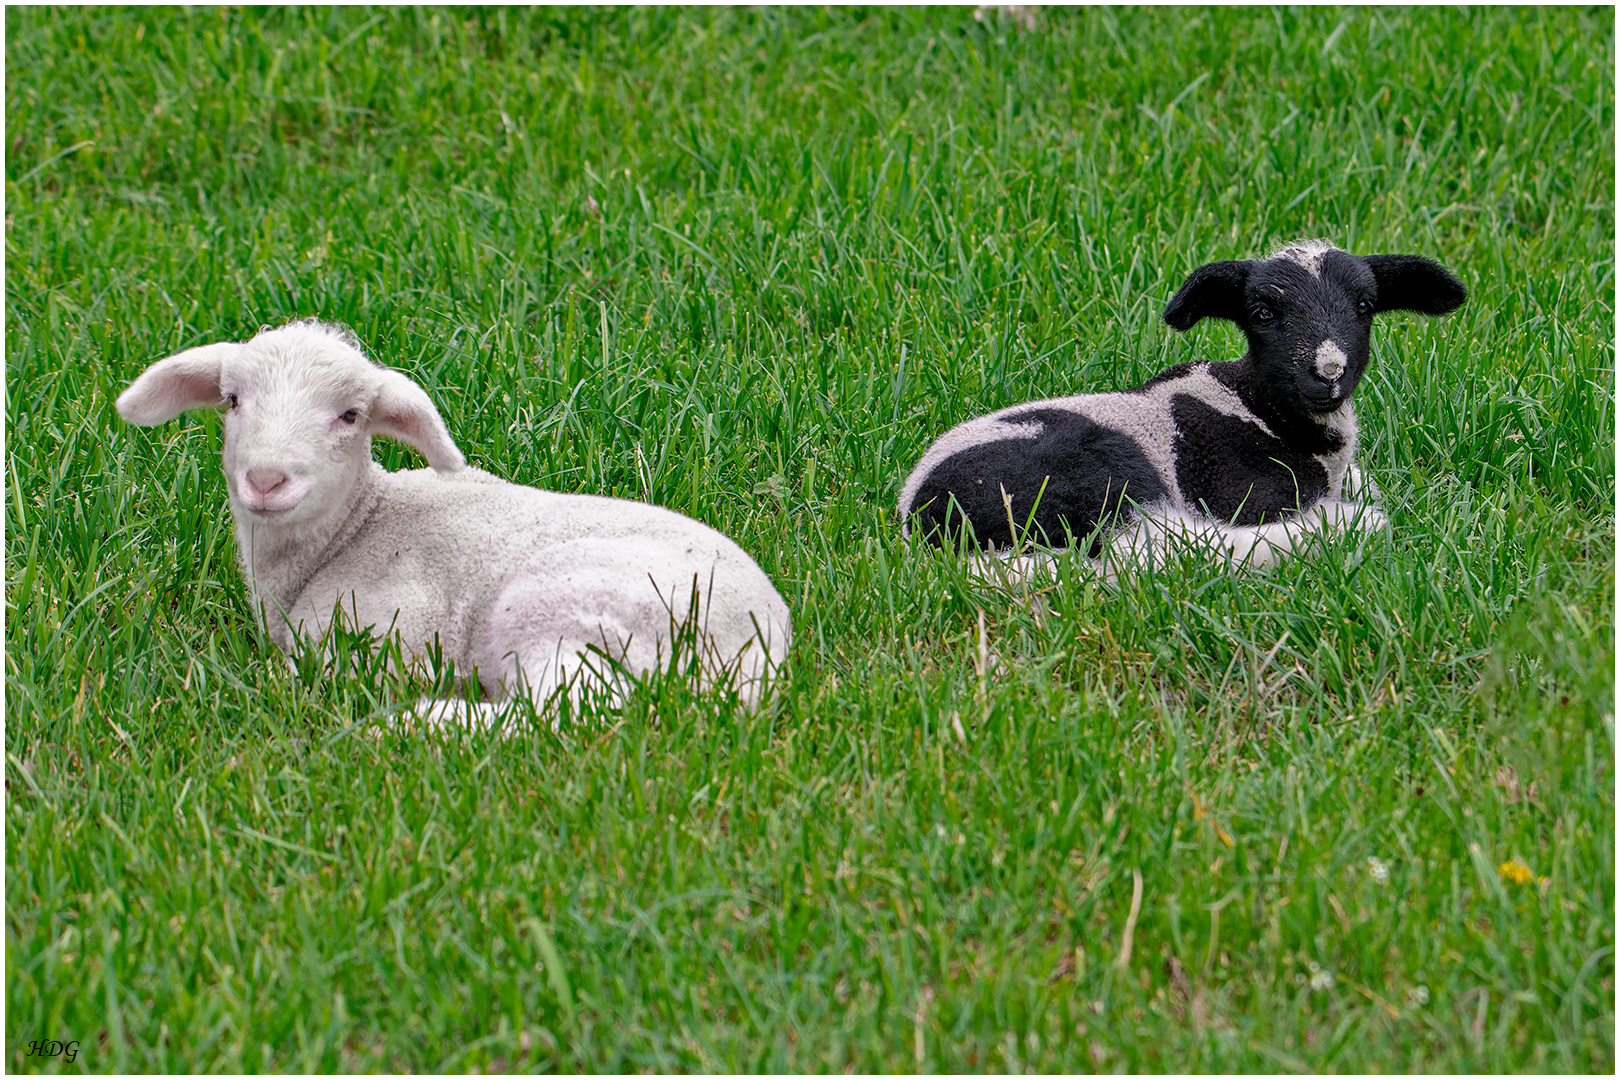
[399,698,512,737]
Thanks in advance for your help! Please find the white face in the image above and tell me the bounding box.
[218,337,377,525]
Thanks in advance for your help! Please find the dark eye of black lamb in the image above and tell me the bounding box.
[340,409,359,425]
[1355,298,1373,316]
[1254,306,1275,322]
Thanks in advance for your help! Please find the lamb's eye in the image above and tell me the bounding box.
[339,409,359,425]
[1356,298,1374,316]
[226,393,239,410]
[1254,307,1275,322]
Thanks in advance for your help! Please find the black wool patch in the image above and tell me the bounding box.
[907,408,1167,551]
[1170,395,1328,524]
[1207,360,1347,455]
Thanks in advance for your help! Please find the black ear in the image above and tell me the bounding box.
[1364,255,1467,316]
[1163,260,1252,331]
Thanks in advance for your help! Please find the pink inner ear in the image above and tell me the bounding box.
[163,371,224,410]
[369,372,466,472]
[117,357,227,426]
[378,407,428,444]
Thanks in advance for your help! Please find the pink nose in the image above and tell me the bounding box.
[245,468,289,499]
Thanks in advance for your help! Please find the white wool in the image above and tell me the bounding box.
[1274,237,1338,277]
[965,486,1388,588]
[117,321,792,730]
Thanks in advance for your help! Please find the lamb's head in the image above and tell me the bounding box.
[1163,242,1467,414]
[116,320,465,527]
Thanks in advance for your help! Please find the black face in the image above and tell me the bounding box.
[1163,247,1467,418]
[1240,250,1377,413]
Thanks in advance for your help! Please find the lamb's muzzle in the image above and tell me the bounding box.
[116,319,793,729]
[898,242,1466,568]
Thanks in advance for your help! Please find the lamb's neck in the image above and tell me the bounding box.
[1313,401,1360,496]
[1225,355,1352,457]
[1312,399,1358,446]
[234,462,383,632]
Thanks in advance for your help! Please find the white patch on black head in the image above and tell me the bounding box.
[1314,340,1347,381]
[1273,238,1340,278]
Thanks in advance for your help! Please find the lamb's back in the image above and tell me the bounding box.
[290,465,784,659]
[899,364,1249,521]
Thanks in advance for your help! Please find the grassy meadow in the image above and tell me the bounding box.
[5,6,1614,1072]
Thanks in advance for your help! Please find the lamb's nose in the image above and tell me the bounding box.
[1313,340,1347,381]
[245,468,289,497]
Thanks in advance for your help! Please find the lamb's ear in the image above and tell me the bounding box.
[1163,260,1252,331]
[370,369,467,473]
[115,343,239,426]
[1364,255,1467,316]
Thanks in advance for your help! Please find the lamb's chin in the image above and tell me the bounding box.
[1301,395,1351,417]
[250,511,303,530]
[230,498,325,537]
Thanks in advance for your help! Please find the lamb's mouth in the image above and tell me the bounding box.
[1301,385,1345,411]
[237,500,302,519]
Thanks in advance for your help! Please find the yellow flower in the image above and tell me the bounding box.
[1498,858,1534,886]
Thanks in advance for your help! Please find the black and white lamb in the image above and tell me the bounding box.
[116,320,792,729]
[898,241,1466,569]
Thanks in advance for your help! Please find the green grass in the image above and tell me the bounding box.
[5,5,1613,1072]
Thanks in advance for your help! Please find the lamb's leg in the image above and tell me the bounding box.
[511,638,630,712]
[1098,509,1209,574]
[394,639,625,737]
[1342,464,1382,502]
[1212,498,1388,569]
[965,547,1059,587]
[403,697,512,735]
[1102,497,1387,572]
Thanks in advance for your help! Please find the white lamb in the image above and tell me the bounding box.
[116,320,793,730]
